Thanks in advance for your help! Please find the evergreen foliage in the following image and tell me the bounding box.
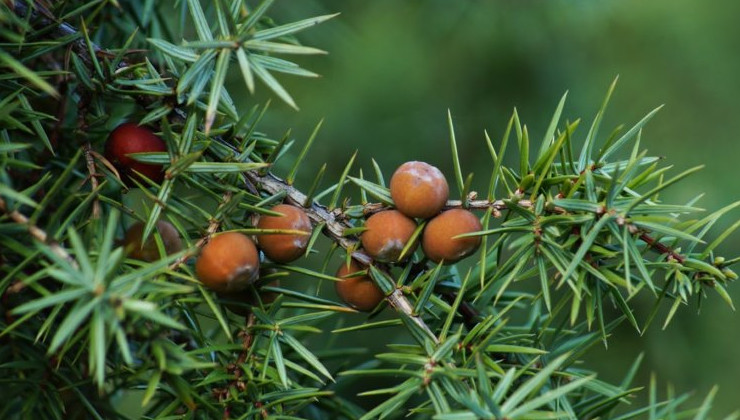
[0,1,738,419]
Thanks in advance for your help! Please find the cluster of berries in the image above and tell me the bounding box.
[123,203,311,314]
[107,123,484,314]
[342,161,483,311]
[108,123,310,313]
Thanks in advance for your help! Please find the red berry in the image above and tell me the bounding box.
[361,210,418,262]
[422,209,482,264]
[256,204,312,263]
[104,122,167,184]
[335,260,385,312]
[390,161,449,219]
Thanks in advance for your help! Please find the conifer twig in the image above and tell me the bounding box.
[11,3,441,343]
[12,1,713,346]
[638,230,686,264]
[0,196,78,295]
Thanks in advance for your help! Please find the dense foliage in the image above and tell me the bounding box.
[1,1,738,419]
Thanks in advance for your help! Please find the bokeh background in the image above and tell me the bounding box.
[248,0,740,415]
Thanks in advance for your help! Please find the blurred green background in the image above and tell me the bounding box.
[244,0,740,415]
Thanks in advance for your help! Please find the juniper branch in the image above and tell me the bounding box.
[10,2,441,343]
[10,0,719,347]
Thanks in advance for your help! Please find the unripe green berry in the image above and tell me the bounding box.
[518,173,535,192]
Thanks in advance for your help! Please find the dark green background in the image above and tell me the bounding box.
[244,0,740,415]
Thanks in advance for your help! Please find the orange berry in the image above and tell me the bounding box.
[123,220,183,262]
[361,210,418,262]
[195,232,259,292]
[335,260,385,312]
[256,204,312,263]
[422,209,482,264]
[390,161,449,219]
[104,122,167,184]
